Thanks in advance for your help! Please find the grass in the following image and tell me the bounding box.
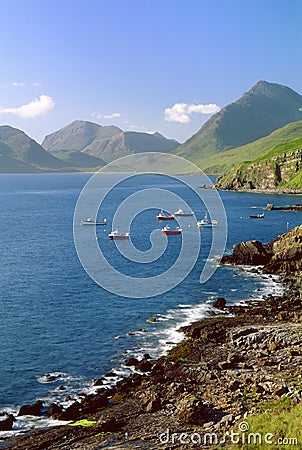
[196,121,302,175]
[215,134,302,189]
[228,398,301,450]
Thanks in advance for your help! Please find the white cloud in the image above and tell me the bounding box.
[91,112,122,120]
[165,102,221,123]
[103,112,121,119]
[0,94,54,118]
[33,82,41,87]
[12,82,26,87]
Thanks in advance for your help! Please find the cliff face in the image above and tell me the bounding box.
[215,147,302,192]
[264,225,302,275]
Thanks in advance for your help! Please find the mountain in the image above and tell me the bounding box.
[175,81,302,162]
[215,135,302,192]
[0,125,68,172]
[197,120,302,174]
[82,130,180,162]
[42,120,122,153]
[42,120,180,163]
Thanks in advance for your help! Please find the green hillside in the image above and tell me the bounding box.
[49,149,105,169]
[174,81,302,162]
[0,125,67,171]
[197,120,302,174]
[0,154,40,173]
[42,120,122,152]
[215,136,302,192]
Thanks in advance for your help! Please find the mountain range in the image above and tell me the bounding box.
[42,120,180,163]
[0,122,180,173]
[0,80,301,176]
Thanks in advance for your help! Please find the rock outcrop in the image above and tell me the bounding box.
[221,225,302,277]
[215,147,302,193]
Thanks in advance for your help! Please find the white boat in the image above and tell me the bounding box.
[81,218,107,225]
[109,230,130,240]
[197,213,218,228]
[173,208,194,217]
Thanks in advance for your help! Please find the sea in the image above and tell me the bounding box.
[0,172,301,438]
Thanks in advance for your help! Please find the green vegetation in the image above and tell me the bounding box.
[197,121,302,175]
[229,398,301,450]
[67,419,96,427]
[49,149,105,169]
[42,120,122,152]
[215,133,302,191]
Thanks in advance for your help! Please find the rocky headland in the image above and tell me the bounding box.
[2,226,302,449]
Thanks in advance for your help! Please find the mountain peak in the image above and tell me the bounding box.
[174,81,302,161]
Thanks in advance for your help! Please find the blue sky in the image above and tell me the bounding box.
[0,0,301,143]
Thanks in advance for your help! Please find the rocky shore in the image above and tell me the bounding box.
[2,226,302,449]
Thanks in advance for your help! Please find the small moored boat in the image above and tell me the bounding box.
[109,230,130,240]
[81,218,107,225]
[248,213,264,219]
[161,226,182,235]
[197,213,218,228]
[156,210,175,221]
[173,208,194,217]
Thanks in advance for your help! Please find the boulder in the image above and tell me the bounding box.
[135,360,153,373]
[59,402,81,421]
[18,400,43,416]
[213,297,226,309]
[93,378,104,386]
[124,357,139,367]
[147,317,157,323]
[47,403,63,419]
[146,397,161,413]
[81,394,108,414]
[0,414,15,431]
[221,240,270,265]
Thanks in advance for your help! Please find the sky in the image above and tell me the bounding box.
[0,0,301,144]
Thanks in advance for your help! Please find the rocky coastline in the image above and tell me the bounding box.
[2,226,302,449]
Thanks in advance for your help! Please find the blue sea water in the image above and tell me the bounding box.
[0,173,301,434]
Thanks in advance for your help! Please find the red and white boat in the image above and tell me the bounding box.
[156,210,175,221]
[161,226,182,235]
[109,230,130,240]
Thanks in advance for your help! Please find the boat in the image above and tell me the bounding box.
[81,218,107,225]
[197,213,218,228]
[161,226,182,235]
[109,230,130,240]
[173,208,194,217]
[248,213,264,219]
[156,210,175,221]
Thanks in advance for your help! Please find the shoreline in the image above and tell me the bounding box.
[0,266,281,440]
[3,226,301,449]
